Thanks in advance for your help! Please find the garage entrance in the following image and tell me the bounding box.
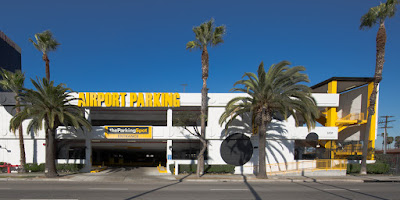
[91,140,167,167]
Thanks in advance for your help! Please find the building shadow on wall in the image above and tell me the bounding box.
[219,113,292,175]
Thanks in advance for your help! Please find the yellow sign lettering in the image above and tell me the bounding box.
[77,92,181,108]
[137,93,145,107]
[97,93,105,106]
[130,93,137,107]
[78,92,86,107]
[112,93,120,107]
[104,93,112,107]
[90,93,98,107]
[164,93,173,107]
[173,93,180,107]
[154,93,161,107]
[145,93,153,107]
[120,93,127,107]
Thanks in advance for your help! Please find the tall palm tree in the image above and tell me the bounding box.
[186,18,226,177]
[359,0,399,175]
[10,78,91,177]
[29,30,60,81]
[219,61,319,179]
[395,136,400,149]
[0,68,26,173]
[387,136,394,150]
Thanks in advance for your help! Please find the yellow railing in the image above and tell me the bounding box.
[338,113,365,121]
[315,159,347,171]
[334,144,362,154]
[261,159,347,174]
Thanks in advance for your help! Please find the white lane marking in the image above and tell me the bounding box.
[323,189,360,191]
[210,189,249,191]
[21,199,78,200]
[89,188,128,191]
[0,188,11,190]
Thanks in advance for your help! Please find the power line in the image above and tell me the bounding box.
[180,84,188,93]
[379,116,396,154]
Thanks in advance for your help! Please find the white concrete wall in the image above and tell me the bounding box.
[0,104,47,165]
[0,92,341,168]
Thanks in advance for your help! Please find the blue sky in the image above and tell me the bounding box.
[1,0,399,148]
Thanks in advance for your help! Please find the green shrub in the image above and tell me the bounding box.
[24,163,45,172]
[346,163,389,174]
[169,164,235,174]
[24,163,83,173]
[56,164,83,173]
[366,162,390,174]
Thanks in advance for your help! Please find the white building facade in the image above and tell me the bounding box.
[0,91,341,174]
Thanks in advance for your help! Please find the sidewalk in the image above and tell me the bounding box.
[175,174,400,183]
[1,172,400,183]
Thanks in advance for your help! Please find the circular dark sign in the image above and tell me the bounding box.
[220,133,253,166]
[306,132,319,141]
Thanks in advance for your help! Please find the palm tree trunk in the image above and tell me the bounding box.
[257,110,268,179]
[16,101,26,173]
[43,53,50,80]
[197,46,209,177]
[45,127,58,178]
[360,21,386,175]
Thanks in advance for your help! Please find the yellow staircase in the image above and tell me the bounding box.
[335,113,367,132]
[318,111,367,133]
[317,111,367,159]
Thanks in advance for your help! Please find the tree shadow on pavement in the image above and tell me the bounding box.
[242,175,262,200]
[294,180,389,200]
[124,173,191,200]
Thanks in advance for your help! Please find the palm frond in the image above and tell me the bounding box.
[220,60,319,134]
[10,78,92,135]
[360,0,399,29]
[187,18,226,51]
[29,30,60,54]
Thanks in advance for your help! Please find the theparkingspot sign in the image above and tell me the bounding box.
[105,126,152,139]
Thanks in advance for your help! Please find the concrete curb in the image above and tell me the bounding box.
[1,175,398,183]
[363,179,400,183]
[0,177,73,182]
[181,178,365,183]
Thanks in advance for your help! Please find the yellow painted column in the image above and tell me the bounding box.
[326,80,338,159]
[367,82,377,160]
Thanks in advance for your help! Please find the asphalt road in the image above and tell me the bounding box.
[0,181,399,200]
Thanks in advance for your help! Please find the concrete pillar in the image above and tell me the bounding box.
[175,162,179,175]
[166,140,173,173]
[167,108,173,137]
[167,108,172,127]
[85,108,91,122]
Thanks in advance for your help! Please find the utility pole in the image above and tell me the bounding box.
[379,116,395,154]
[180,84,188,93]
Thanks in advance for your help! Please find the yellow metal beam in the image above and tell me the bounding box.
[367,82,377,160]
[325,81,338,159]
[326,80,337,127]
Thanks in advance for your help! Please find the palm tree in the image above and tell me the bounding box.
[387,136,394,149]
[395,136,400,149]
[10,78,91,177]
[29,30,60,81]
[0,68,26,173]
[359,0,399,175]
[186,18,226,177]
[219,61,319,179]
